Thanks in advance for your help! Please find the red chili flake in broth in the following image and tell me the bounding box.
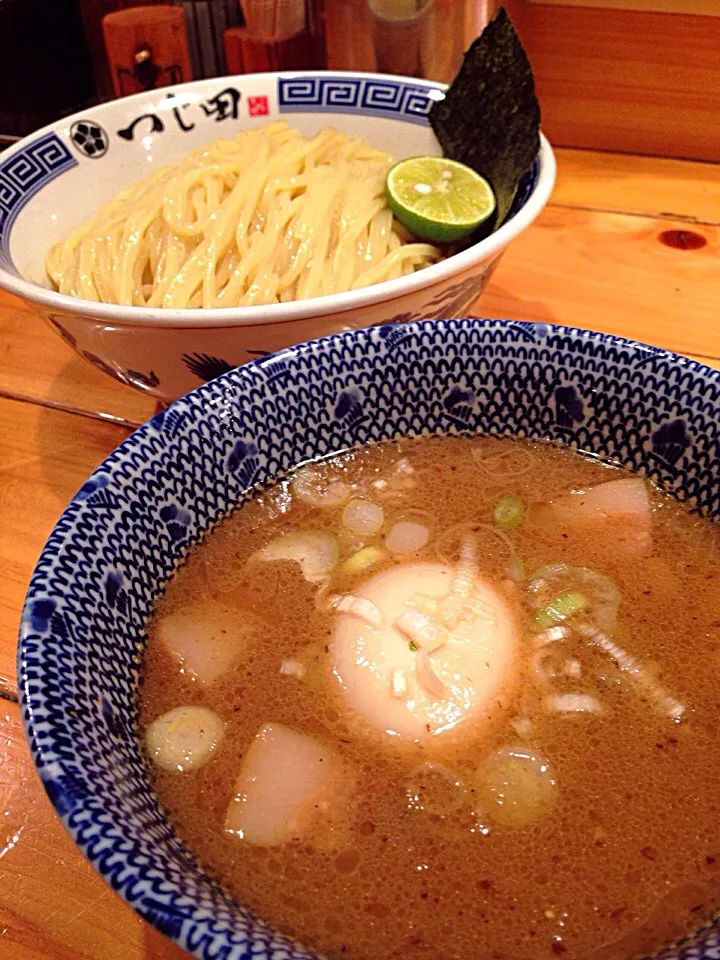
[551,944,567,956]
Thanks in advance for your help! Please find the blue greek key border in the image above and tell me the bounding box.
[278,75,440,125]
[0,133,77,272]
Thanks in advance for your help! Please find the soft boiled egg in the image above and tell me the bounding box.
[330,561,517,747]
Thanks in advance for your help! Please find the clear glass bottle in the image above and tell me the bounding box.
[324,0,498,82]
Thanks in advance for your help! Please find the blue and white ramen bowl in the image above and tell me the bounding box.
[0,71,554,402]
[19,319,720,959]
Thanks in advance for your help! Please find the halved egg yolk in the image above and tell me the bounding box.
[331,562,517,746]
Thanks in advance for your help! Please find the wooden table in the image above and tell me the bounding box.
[0,147,718,960]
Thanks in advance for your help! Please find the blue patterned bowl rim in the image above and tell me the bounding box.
[18,318,720,960]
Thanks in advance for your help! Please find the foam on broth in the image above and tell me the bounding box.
[138,437,720,960]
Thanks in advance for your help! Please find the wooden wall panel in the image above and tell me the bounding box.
[520,6,720,161]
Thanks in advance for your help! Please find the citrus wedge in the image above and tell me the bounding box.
[385,156,496,243]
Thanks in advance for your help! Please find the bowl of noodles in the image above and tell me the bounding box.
[0,70,554,400]
[18,317,720,960]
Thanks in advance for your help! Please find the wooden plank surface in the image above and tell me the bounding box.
[0,297,156,428]
[0,397,130,691]
[0,703,186,960]
[522,6,720,161]
[553,148,720,224]
[530,1,720,12]
[481,208,720,360]
[1,145,720,959]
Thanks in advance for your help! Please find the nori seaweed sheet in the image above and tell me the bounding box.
[429,6,540,227]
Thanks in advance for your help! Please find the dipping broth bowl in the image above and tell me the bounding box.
[0,71,554,402]
[18,318,720,960]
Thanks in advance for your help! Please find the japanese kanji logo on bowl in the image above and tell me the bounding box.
[248,96,269,117]
[117,88,242,142]
[113,88,271,143]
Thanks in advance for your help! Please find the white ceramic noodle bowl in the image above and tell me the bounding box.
[0,71,555,400]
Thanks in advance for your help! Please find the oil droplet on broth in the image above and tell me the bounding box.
[474,747,557,829]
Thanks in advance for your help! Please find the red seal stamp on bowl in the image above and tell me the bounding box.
[248,96,269,117]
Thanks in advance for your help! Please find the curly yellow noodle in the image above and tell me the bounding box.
[47,122,443,308]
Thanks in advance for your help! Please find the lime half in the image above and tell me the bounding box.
[385,156,496,243]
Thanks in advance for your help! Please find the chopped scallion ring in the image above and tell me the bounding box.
[535,590,588,629]
[493,494,523,529]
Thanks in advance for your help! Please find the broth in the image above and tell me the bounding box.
[138,437,720,960]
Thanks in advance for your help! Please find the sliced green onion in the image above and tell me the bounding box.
[258,530,338,583]
[528,564,620,634]
[535,590,588,629]
[493,494,523,529]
